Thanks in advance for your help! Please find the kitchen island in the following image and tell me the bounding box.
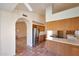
[46,37,79,56]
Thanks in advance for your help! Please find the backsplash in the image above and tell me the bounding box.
[47,30,79,39]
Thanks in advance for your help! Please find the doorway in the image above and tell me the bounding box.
[16,19,27,55]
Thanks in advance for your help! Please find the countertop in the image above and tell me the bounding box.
[46,37,79,46]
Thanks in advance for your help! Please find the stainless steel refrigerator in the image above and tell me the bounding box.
[32,28,39,47]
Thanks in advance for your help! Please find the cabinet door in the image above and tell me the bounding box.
[39,26,45,31]
[39,35,45,43]
[63,44,72,56]
[57,31,64,38]
[71,46,79,56]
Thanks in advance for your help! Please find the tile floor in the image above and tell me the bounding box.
[16,37,26,55]
[16,40,58,56]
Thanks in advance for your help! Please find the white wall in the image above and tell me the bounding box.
[0,9,44,56]
[46,5,79,22]
[26,21,33,47]
[0,11,1,55]
[0,11,15,55]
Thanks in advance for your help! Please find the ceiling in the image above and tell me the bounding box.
[15,3,28,11]
[15,3,50,16]
[0,3,79,16]
[53,3,79,13]
[29,3,50,16]
[15,3,79,16]
[0,3,17,11]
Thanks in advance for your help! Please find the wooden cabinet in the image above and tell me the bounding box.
[33,24,45,31]
[39,35,46,43]
[71,46,79,56]
[50,41,79,56]
[38,26,45,31]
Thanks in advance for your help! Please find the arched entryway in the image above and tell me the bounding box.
[16,18,27,55]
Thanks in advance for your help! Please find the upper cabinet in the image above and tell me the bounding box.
[32,24,45,32]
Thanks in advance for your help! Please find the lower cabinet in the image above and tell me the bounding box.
[71,46,79,56]
[39,35,46,43]
[51,41,79,56]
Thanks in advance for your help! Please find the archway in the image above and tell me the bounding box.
[16,18,27,55]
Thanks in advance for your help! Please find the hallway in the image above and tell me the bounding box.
[16,21,27,55]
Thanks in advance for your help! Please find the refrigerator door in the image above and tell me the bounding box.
[32,28,37,47]
[35,29,39,45]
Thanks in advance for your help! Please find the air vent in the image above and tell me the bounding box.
[22,14,27,17]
